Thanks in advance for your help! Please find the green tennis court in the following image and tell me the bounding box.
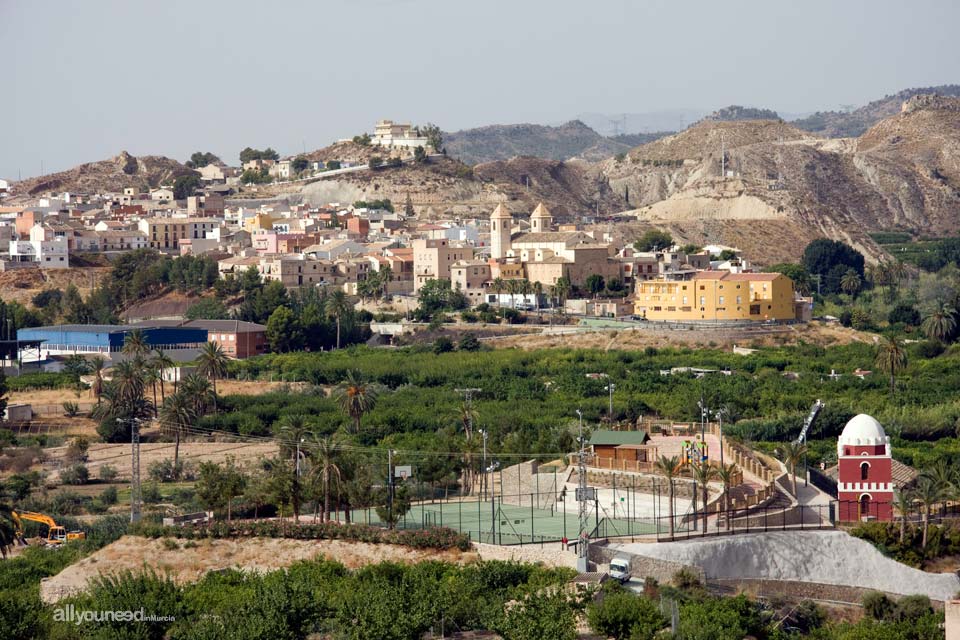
[349,497,689,545]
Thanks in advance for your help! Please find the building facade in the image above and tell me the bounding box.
[837,414,894,522]
[634,272,796,322]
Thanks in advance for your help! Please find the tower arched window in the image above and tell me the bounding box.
[860,462,870,481]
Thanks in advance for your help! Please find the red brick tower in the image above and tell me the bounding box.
[837,414,893,521]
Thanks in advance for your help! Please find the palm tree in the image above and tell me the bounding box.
[334,370,379,434]
[279,415,312,522]
[378,264,393,300]
[307,435,343,522]
[654,455,682,539]
[892,486,913,544]
[325,290,351,349]
[180,373,215,420]
[196,341,228,411]
[840,269,861,296]
[532,281,543,312]
[913,476,943,549]
[776,441,808,497]
[875,335,907,397]
[111,359,148,412]
[122,328,150,358]
[715,463,738,526]
[520,279,532,309]
[143,367,160,417]
[90,356,106,406]
[690,461,718,533]
[152,348,175,399]
[924,461,958,517]
[491,278,505,315]
[506,279,520,310]
[921,302,957,343]
[554,277,571,311]
[158,391,196,477]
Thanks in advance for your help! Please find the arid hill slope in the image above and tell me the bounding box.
[598,96,960,263]
[8,152,195,199]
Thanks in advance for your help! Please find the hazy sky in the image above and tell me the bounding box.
[3,0,958,179]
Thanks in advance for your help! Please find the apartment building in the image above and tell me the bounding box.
[139,217,222,250]
[412,238,475,291]
[259,255,335,287]
[634,272,797,322]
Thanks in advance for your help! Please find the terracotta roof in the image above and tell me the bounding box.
[725,272,781,281]
[513,231,584,244]
[530,202,552,218]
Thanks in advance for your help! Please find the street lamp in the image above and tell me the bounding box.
[713,408,726,467]
[605,383,616,418]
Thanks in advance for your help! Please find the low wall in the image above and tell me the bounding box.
[473,542,577,569]
[590,541,703,585]
[710,578,949,608]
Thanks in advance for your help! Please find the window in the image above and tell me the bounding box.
[736,296,742,304]
[718,296,724,305]
[699,296,705,306]
[860,462,869,481]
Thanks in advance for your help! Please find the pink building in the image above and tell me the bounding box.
[836,414,894,522]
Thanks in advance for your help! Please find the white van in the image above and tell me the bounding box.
[609,557,630,584]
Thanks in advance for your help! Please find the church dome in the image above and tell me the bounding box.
[838,414,888,446]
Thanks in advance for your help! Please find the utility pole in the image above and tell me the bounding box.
[720,133,725,179]
[455,388,481,441]
[576,409,590,572]
[387,448,394,527]
[129,418,141,523]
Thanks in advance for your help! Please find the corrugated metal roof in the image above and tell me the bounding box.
[590,430,650,446]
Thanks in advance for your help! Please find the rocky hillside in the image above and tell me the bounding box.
[598,95,960,264]
[792,84,960,138]
[704,105,781,122]
[443,120,670,165]
[8,152,195,199]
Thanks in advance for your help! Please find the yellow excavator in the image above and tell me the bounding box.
[12,511,86,547]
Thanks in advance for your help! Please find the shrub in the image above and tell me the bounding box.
[62,401,80,417]
[894,594,933,622]
[60,464,89,485]
[65,436,89,463]
[142,483,163,504]
[672,567,701,589]
[148,459,194,482]
[98,464,118,482]
[130,521,471,551]
[587,590,666,640]
[100,485,118,505]
[863,591,896,620]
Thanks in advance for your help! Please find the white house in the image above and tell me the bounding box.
[150,188,174,203]
[8,235,69,268]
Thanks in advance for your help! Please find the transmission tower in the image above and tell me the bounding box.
[575,409,591,572]
[129,418,142,523]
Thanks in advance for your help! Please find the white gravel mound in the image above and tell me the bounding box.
[612,530,960,600]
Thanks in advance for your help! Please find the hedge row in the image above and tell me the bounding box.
[131,520,472,551]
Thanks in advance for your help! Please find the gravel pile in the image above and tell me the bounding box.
[613,530,960,600]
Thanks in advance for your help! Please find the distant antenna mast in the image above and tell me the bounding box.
[720,133,725,178]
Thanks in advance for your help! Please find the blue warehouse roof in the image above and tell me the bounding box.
[17,324,208,348]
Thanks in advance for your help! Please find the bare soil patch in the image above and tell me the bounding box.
[489,322,870,351]
[40,535,477,603]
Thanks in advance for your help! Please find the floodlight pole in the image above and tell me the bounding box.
[605,383,616,417]
[481,429,495,543]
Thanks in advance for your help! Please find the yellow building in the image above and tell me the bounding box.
[244,212,276,233]
[634,272,797,322]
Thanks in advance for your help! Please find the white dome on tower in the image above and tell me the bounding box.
[838,414,888,446]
